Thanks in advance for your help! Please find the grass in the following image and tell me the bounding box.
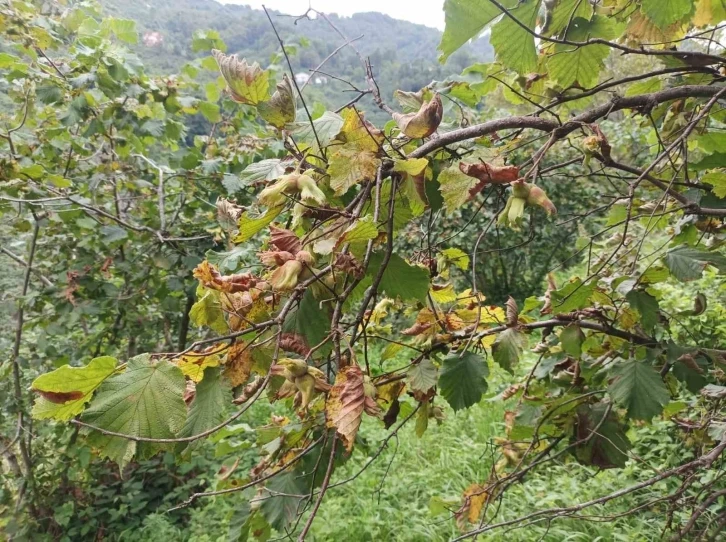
[304,398,680,542]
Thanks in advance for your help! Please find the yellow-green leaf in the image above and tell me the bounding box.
[31,357,118,421]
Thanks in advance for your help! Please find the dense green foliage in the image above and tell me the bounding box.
[3,0,726,540]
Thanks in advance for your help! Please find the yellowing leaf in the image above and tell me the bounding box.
[438,164,480,213]
[337,107,384,152]
[213,50,270,105]
[394,158,429,216]
[327,145,380,196]
[31,356,118,421]
[640,0,691,29]
[694,0,726,26]
[441,247,470,270]
[233,205,284,244]
[430,284,457,304]
[393,94,443,138]
[702,170,726,198]
[223,342,255,387]
[190,284,229,335]
[175,352,222,382]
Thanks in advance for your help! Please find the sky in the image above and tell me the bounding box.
[219,0,446,30]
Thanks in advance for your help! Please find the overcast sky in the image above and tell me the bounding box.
[219,1,446,30]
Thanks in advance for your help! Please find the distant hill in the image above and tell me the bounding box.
[99,0,493,115]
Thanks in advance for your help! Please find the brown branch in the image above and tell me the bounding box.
[297,434,337,540]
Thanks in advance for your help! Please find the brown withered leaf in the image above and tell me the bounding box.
[589,124,611,160]
[223,342,254,387]
[279,333,312,357]
[36,390,84,404]
[541,273,557,315]
[325,365,372,452]
[458,161,520,201]
[382,398,401,429]
[216,198,245,231]
[457,484,489,526]
[393,94,443,139]
[193,261,262,293]
[269,225,301,254]
[506,296,519,327]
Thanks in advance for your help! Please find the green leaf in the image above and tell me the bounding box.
[550,279,595,314]
[437,164,479,213]
[368,252,430,302]
[574,402,631,468]
[282,289,332,357]
[548,17,614,88]
[238,159,288,187]
[625,290,660,331]
[625,78,663,97]
[0,52,20,69]
[608,360,670,420]
[287,111,344,150]
[259,472,306,530]
[641,0,692,28]
[702,170,726,198]
[339,216,379,259]
[198,101,221,123]
[233,205,284,244]
[81,354,187,467]
[107,18,138,44]
[492,328,527,373]
[227,501,252,542]
[415,401,429,437]
[441,247,470,270]
[177,367,231,457]
[190,285,229,335]
[490,0,541,75]
[31,357,118,421]
[438,0,507,62]
[439,352,488,411]
[663,246,726,281]
[560,324,584,357]
[546,0,592,36]
[407,358,439,393]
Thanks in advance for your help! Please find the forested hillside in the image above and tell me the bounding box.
[102,0,493,114]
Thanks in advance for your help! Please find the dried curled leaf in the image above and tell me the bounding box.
[269,225,301,255]
[459,161,520,185]
[193,261,264,293]
[325,365,380,451]
[213,49,270,105]
[506,296,519,327]
[458,161,520,200]
[393,94,443,138]
[216,197,245,231]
